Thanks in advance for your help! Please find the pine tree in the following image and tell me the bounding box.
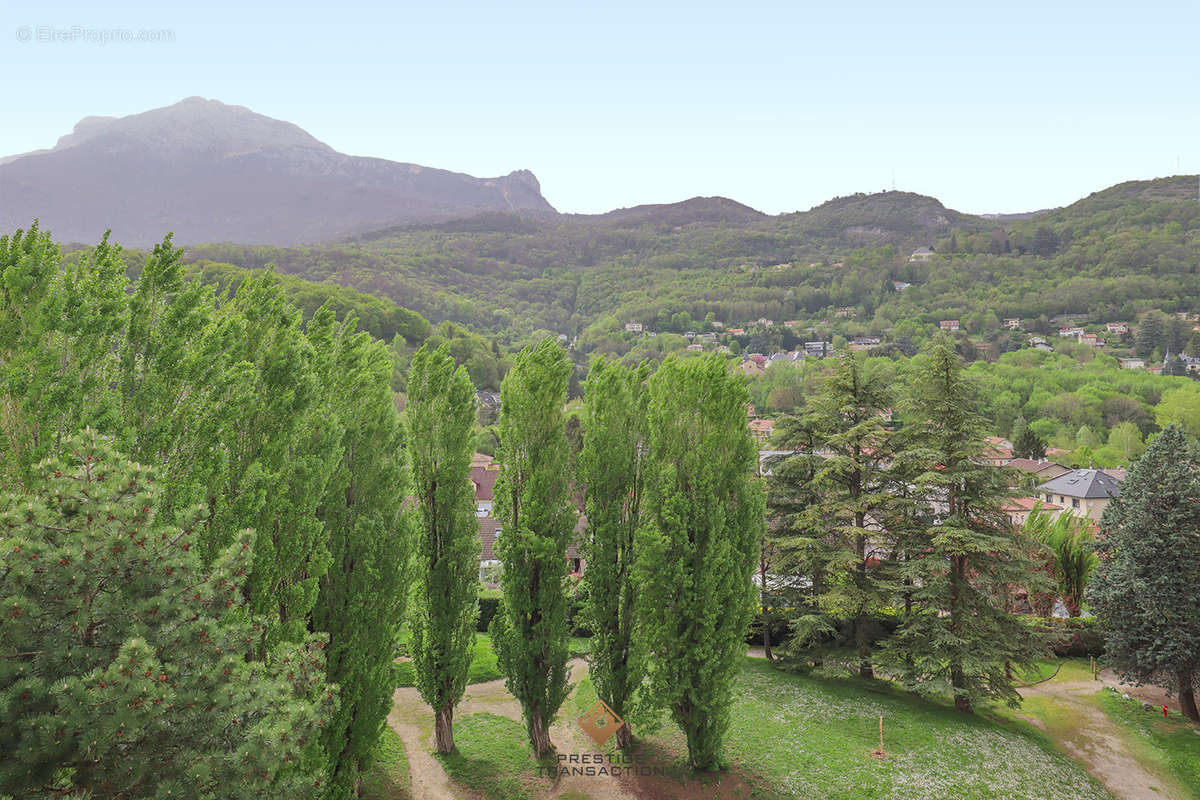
[887,336,1046,712]
[312,312,416,796]
[578,356,649,748]
[490,339,575,757]
[0,432,333,798]
[637,355,764,770]
[1012,426,1047,461]
[1088,424,1200,721]
[789,351,900,678]
[406,343,480,754]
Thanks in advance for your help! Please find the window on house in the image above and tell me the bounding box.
[1072,498,1080,509]
[572,558,582,573]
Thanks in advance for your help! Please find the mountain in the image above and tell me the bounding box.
[0,97,555,246]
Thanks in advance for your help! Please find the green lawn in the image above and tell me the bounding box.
[435,712,545,800]
[576,657,1111,800]
[395,632,504,688]
[360,726,411,800]
[1098,689,1200,798]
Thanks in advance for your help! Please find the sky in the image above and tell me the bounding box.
[2,0,1196,215]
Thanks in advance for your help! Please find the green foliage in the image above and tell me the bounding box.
[886,337,1047,712]
[781,352,902,676]
[490,338,575,755]
[1089,424,1200,720]
[0,433,333,798]
[578,357,649,731]
[1023,508,1097,617]
[312,313,416,796]
[637,354,765,769]
[1155,386,1200,437]
[406,344,480,752]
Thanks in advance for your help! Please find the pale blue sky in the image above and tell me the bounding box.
[2,0,1196,214]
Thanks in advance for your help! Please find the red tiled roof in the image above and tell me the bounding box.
[478,516,501,561]
[471,465,499,502]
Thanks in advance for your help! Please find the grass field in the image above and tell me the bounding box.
[435,712,544,800]
[361,726,411,800]
[1098,689,1200,798]
[574,657,1112,800]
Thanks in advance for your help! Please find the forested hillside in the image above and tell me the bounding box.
[174,175,1198,354]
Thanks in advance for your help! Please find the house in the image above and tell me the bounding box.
[737,360,765,377]
[1036,469,1123,523]
[1079,333,1104,347]
[804,341,831,358]
[471,457,500,517]
[939,320,960,332]
[767,351,794,366]
[686,343,704,352]
[1007,458,1072,482]
[892,281,912,291]
[1003,318,1022,330]
[850,336,881,351]
[748,418,776,442]
[1106,322,1129,335]
[1002,496,1060,527]
[716,344,730,353]
[710,320,724,329]
[478,517,503,586]
[981,436,1013,466]
[756,317,774,327]
[784,320,803,328]
[728,328,746,335]
[909,247,935,262]
[1033,342,1054,352]
[835,306,858,318]
[624,322,644,333]
[1058,326,1085,338]
[1118,357,1145,370]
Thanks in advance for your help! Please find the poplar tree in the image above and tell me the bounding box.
[888,337,1045,712]
[1089,424,1200,721]
[312,311,416,796]
[0,432,333,798]
[578,356,649,748]
[490,338,574,757]
[406,343,480,754]
[637,354,764,770]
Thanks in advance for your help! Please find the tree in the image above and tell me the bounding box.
[637,355,764,769]
[1012,426,1047,460]
[312,312,416,796]
[1024,507,1096,617]
[1108,421,1144,461]
[578,357,649,748]
[1088,425,1200,722]
[0,432,333,798]
[1136,311,1167,359]
[406,343,480,754]
[788,352,900,678]
[887,336,1046,712]
[490,339,575,757]
[1155,387,1200,437]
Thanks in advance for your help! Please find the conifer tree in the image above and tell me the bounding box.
[578,356,649,748]
[888,336,1045,712]
[490,338,575,757]
[406,343,480,754]
[789,351,900,678]
[1089,424,1200,721]
[637,354,764,770]
[0,432,333,798]
[312,312,416,795]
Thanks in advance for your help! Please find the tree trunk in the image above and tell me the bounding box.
[952,662,972,713]
[615,720,632,749]
[1179,672,1199,722]
[857,611,874,679]
[530,709,554,757]
[434,704,455,754]
[763,619,773,661]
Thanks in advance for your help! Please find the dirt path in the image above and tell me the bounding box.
[387,688,464,800]
[1017,679,1188,800]
[389,659,641,800]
